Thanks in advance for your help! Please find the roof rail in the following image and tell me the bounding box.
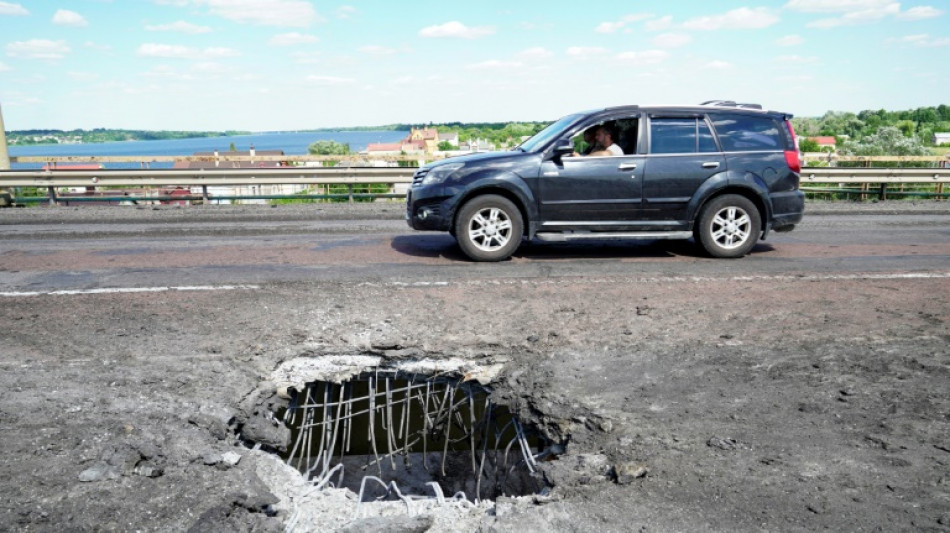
[700,100,763,110]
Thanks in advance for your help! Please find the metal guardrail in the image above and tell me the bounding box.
[1,165,949,205]
[0,167,416,205]
[0,167,415,187]
[800,168,950,200]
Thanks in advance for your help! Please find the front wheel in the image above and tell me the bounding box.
[695,194,761,258]
[455,195,523,261]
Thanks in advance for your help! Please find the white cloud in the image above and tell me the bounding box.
[783,0,893,12]
[788,0,931,27]
[359,45,396,55]
[138,43,193,58]
[615,50,669,65]
[595,13,652,34]
[897,6,944,20]
[806,2,899,28]
[136,43,239,59]
[269,32,318,46]
[517,46,553,59]
[652,33,692,47]
[6,39,71,60]
[466,59,523,70]
[203,47,240,58]
[145,21,213,34]
[193,62,240,75]
[683,7,779,30]
[336,6,356,19]
[192,0,321,27]
[566,46,609,59]
[889,33,950,47]
[0,61,10,71]
[0,2,28,16]
[306,75,355,85]
[645,15,673,31]
[418,21,495,39]
[52,9,87,27]
[704,60,733,69]
[595,21,625,34]
[775,34,804,46]
[775,54,819,63]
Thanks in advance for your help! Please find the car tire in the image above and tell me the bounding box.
[455,194,523,261]
[696,194,761,258]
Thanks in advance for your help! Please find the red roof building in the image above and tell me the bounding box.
[808,136,837,149]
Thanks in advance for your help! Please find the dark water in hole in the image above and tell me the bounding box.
[277,376,545,499]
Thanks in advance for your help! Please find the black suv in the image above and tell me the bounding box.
[406,101,804,261]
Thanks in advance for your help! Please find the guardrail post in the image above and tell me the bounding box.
[47,186,58,206]
[348,184,354,203]
[879,183,887,201]
[202,185,209,204]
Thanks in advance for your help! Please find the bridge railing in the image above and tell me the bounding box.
[1,156,949,206]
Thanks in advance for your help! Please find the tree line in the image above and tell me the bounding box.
[7,128,249,145]
[794,105,950,155]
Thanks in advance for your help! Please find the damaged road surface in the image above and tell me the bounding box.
[0,203,949,531]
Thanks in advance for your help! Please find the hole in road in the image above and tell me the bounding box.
[278,372,548,501]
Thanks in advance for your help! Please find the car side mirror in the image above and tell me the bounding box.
[551,139,574,159]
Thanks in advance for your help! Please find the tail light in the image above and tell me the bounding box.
[784,119,801,173]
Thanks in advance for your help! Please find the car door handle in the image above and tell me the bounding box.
[618,163,638,171]
[702,162,720,169]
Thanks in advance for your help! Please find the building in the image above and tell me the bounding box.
[365,127,452,156]
[933,132,950,146]
[172,149,305,204]
[438,132,459,147]
[806,136,837,151]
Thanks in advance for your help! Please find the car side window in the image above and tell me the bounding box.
[568,116,639,156]
[709,114,783,151]
[650,118,718,154]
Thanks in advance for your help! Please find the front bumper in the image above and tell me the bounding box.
[405,186,454,231]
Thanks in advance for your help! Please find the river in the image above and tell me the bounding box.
[6,130,408,169]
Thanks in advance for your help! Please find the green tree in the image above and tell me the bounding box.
[895,120,916,137]
[799,138,820,152]
[437,141,454,151]
[839,126,928,157]
[307,140,351,155]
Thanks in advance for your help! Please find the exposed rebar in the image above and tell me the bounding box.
[281,373,541,500]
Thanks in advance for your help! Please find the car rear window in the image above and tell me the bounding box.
[709,114,784,152]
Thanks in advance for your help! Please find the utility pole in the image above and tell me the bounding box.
[0,102,10,170]
[0,103,12,206]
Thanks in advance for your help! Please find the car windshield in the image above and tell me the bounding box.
[516,114,584,153]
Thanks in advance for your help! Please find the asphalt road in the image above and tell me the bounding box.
[1,201,949,532]
[1,202,949,293]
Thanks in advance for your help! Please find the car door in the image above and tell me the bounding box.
[537,118,644,226]
[641,115,725,223]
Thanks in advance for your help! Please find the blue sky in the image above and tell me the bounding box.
[0,0,947,131]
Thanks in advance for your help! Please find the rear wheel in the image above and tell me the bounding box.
[695,194,761,258]
[455,195,523,261]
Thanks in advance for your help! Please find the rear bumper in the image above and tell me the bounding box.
[770,190,805,229]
